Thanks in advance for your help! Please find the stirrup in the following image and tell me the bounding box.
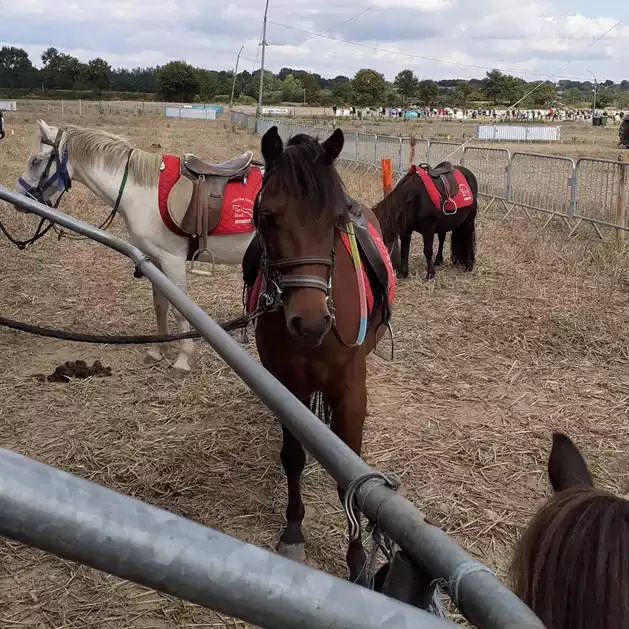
[189,247,216,277]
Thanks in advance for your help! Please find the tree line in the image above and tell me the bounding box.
[2,45,629,109]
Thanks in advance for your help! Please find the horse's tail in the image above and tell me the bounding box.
[309,391,332,426]
[451,212,476,271]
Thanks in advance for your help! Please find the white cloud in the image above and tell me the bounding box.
[0,0,626,81]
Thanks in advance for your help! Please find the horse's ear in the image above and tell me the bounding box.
[321,128,344,164]
[261,126,283,167]
[37,119,53,141]
[548,432,594,492]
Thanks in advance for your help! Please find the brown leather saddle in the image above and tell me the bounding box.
[418,161,459,214]
[164,150,255,262]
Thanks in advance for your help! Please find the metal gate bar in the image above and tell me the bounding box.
[0,448,457,629]
[0,186,545,629]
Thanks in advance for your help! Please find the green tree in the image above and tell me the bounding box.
[394,69,419,100]
[563,87,583,105]
[483,69,506,104]
[41,47,83,90]
[452,81,476,111]
[0,46,34,88]
[281,73,304,102]
[525,81,557,108]
[86,58,112,91]
[302,73,320,103]
[596,87,618,108]
[417,79,440,106]
[351,69,387,105]
[156,61,200,101]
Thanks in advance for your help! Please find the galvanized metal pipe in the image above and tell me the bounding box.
[0,186,545,629]
[0,448,457,629]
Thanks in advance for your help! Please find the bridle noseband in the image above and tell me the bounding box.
[254,184,338,306]
[18,128,71,208]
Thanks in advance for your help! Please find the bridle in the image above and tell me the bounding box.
[18,128,72,208]
[11,126,132,244]
[253,182,339,309]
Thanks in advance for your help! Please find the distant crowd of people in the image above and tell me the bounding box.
[330,104,625,124]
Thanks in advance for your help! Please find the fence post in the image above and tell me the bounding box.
[569,160,578,218]
[398,137,403,174]
[505,155,513,202]
[355,133,359,162]
[616,153,627,242]
[374,134,378,167]
[381,158,393,194]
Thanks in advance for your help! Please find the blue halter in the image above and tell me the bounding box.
[18,128,72,207]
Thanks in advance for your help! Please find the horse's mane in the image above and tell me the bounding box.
[511,487,629,629]
[264,133,348,220]
[63,125,162,187]
[371,171,420,243]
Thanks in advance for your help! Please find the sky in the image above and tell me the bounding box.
[0,0,627,82]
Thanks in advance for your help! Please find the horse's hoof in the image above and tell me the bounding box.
[140,350,163,366]
[171,360,192,377]
[277,541,306,563]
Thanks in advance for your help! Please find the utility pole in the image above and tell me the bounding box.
[229,45,244,114]
[256,0,270,119]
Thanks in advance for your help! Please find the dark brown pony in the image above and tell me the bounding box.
[373,163,479,280]
[511,432,629,629]
[242,126,394,584]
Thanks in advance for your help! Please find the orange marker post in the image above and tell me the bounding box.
[381,158,393,195]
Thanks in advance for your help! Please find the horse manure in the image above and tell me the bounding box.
[33,360,112,383]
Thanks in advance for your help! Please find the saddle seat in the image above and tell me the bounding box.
[183,150,254,178]
[425,161,453,178]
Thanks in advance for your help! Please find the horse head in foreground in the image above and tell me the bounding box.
[511,432,629,629]
[13,119,261,375]
[242,125,396,583]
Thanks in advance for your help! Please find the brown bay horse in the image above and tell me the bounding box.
[511,431,629,629]
[241,126,395,584]
[372,162,479,280]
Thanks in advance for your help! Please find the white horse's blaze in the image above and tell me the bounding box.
[15,120,259,375]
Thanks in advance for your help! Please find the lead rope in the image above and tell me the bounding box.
[54,148,133,241]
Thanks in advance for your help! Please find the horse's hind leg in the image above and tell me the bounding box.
[435,231,446,266]
[398,231,412,279]
[277,425,307,562]
[142,284,169,365]
[422,229,437,280]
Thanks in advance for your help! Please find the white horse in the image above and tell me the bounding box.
[13,119,257,374]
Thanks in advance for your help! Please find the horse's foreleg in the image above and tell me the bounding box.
[328,360,368,585]
[422,229,436,280]
[399,231,412,279]
[277,425,307,563]
[143,284,169,365]
[435,231,446,266]
[160,255,194,374]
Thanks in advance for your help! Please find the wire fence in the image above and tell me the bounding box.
[230,112,629,240]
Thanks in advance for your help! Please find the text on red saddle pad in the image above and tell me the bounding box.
[411,164,474,212]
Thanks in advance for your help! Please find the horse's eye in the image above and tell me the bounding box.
[30,157,41,167]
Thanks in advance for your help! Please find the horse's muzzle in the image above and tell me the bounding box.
[286,312,332,347]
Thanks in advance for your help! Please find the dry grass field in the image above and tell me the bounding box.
[0,109,628,628]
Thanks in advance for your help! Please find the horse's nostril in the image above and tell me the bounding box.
[291,316,304,336]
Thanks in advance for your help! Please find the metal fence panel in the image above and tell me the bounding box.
[428,141,464,166]
[376,136,403,172]
[508,153,575,216]
[462,147,510,200]
[340,131,359,161]
[400,138,429,170]
[357,133,377,165]
[574,158,629,230]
